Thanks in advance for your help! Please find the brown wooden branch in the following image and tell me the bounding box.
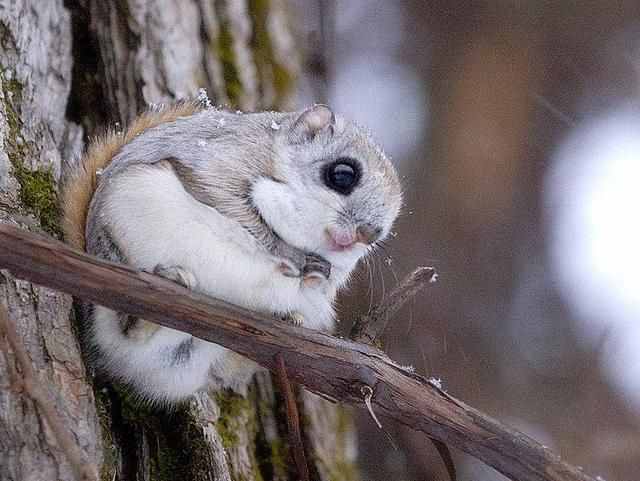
[350,266,438,343]
[0,303,98,481]
[0,223,596,481]
[274,353,310,481]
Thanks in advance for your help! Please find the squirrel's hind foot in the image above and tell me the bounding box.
[278,311,305,327]
[153,264,198,289]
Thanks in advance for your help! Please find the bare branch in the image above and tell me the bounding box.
[0,223,596,481]
[350,266,438,343]
[0,303,98,481]
[274,354,310,481]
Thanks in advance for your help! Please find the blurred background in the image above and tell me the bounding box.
[289,1,640,480]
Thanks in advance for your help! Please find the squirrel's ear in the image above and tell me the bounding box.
[289,104,335,143]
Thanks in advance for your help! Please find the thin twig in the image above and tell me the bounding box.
[274,353,309,481]
[351,267,456,481]
[350,266,438,343]
[0,304,98,481]
[431,438,458,481]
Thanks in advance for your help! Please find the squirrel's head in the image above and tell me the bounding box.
[251,105,402,284]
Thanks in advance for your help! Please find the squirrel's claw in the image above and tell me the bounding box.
[271,235,331,286]
[278,258,302,278]
[302,253,331,280]
[153,264,198,290]
[275,250,331,285]
[278,311,305,326]
[301,253,331,288]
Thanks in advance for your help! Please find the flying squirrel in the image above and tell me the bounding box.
[61,101,402,404]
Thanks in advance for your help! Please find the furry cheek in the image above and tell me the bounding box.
[250,177,325,252]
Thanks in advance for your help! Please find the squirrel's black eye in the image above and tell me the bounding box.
[323,158,360,195]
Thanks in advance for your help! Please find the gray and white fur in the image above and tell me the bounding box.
[82,105,402,404]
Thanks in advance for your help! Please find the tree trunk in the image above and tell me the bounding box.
[0,1,359,480]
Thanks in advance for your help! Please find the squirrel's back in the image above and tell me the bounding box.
[61,101,204,250]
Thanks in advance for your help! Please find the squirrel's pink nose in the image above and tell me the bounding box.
[326,227,357,250]
[326,224,382,251]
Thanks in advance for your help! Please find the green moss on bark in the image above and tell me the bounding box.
[96,385,219,481]
[308,406,360,481]
[94,388,119,481]
[211,1,244,108]
[215,390,252,449]
[321,460,359,481]
[0,67,61,236]
[248,0,295,109]
[10,160,61,235]
[267,438,288,478]
[254,393,289,480]
[329,407,360,481]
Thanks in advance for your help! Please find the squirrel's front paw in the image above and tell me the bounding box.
[302,253,331,288]
[277,258,301,278]
[153,264,198,289]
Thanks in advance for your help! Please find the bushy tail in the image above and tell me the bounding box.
[61,101,204,250]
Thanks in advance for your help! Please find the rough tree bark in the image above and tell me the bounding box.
[0,1,358,480]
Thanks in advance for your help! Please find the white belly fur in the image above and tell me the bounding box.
[90,164,335,403]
